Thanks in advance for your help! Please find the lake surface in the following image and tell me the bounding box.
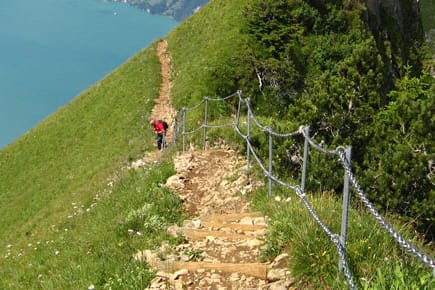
[0,0,178,148]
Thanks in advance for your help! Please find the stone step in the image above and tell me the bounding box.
[157,261,268,280]
[182,228,262,241]
[200,221,267,232]
[201,212,264,223]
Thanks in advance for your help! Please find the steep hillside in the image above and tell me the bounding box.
[0,0,433,288]
[110,0,210,20]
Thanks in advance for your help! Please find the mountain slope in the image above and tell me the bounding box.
[0,43,161,246]
[0,0,433,288]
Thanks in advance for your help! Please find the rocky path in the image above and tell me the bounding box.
[137,146,293,289]
[133,40,294,289]
[151,39,176,143]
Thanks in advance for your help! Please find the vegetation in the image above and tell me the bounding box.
[250,184,434,289]
[0,0,433,288]
[420,0,435,54]
[0,42,184,288]
[111,0,210,20]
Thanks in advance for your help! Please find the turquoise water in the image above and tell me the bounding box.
[0,0,177,148]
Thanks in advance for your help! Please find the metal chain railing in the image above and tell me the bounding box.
[336,149,435,272]
[172,90,435,288]
[233,123,356,289]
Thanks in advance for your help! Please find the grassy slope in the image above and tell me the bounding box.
[0,41,167,287]
[421,0,435,31]
[0,0,251,286]
[0,43,160,242]
[168,0,249,109]
[1,0,433,288]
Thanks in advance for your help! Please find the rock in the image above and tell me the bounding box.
[271,253,289,268]
[165,175,185,190]
[167,225,182,237]
[182,219,201,228]
[134,249,158,266]
[267,268,288,282]
[173,269,188,280]
[267,281,289,290]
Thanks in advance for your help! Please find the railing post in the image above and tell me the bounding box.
[246,98,251,177]
[173,113,178,146]
[268,126,273,197]
[339,146,352,273]
[236,90,242,125]
[203,96,208,150]
[182,108,186,152]
[301,126,310,192]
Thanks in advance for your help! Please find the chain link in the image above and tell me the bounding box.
[337,149,435,271]
[183,124,205,135]
[175,91,435,287]
[204,123,233,129]
[184,99,205,112]
[301,128,339,155]
[206,91,239,101]
[233,124,356,289]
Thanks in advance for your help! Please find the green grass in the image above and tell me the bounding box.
[1,0,434,288]
[421,0,435,55]
[167,0,250,112]
[421,0,435,31]
[248,183,434,289]
[0,41,182,288]
[1,154,183,289]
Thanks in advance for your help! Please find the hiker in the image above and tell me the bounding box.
[150,119,168,150]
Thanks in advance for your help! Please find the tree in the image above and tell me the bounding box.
[362,69,434,238]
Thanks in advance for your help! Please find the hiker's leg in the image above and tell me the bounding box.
[162,132,166,150]
[157,134,163,150]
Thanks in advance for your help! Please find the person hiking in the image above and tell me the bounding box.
[150,119,168,150]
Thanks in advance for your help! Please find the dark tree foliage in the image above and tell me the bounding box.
[240,0,433,238]
[362,69,434,239]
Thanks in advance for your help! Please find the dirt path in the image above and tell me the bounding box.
[151,39,177,143]
[132,40,294,289]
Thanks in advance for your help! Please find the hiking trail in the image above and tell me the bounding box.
[132,39,294,289]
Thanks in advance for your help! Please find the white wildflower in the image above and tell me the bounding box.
[274,196,281,202]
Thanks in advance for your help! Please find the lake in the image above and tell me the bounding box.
[0,0,178,148]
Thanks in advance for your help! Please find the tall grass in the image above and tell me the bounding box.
[1,154,183,289]
[249,184,434,289]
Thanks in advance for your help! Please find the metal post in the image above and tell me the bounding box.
[173,113,178,145]
[246,98,251,177]
[236,90,242,125]
[339,146,352,273]
[268,127,273,197]
[301,126,310,192]
[203,97,208,150]
[182,108,186,152]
